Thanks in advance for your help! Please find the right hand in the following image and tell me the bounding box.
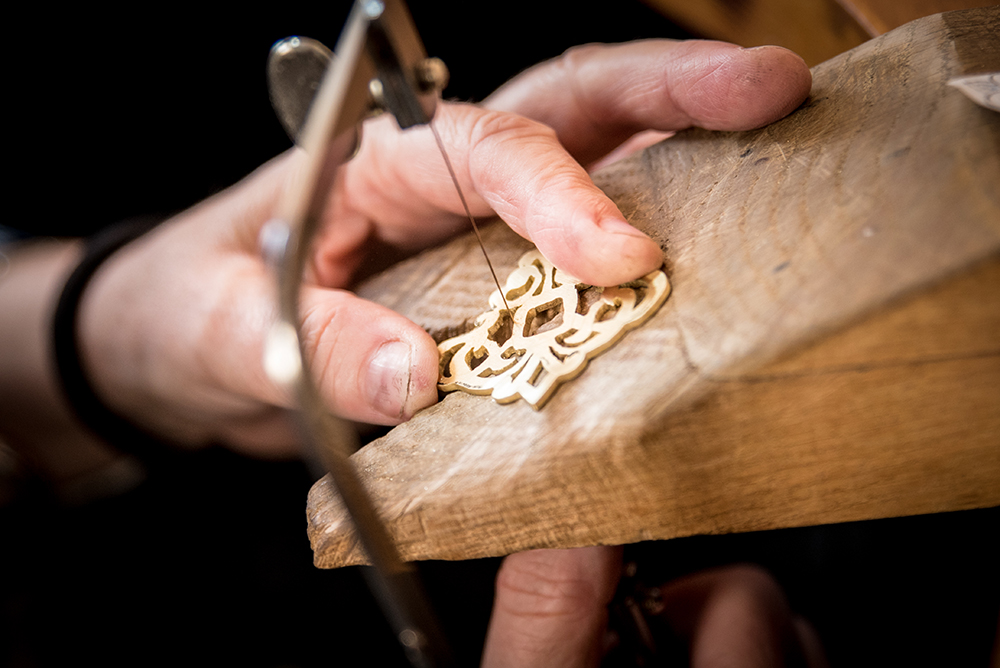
[481,548,828,668]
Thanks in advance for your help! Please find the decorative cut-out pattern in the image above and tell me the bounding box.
[438,249,670,409]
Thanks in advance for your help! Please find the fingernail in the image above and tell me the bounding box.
[368,341,412,420]
[598,217,650,239]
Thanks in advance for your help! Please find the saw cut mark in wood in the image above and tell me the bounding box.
[437,249,670,409]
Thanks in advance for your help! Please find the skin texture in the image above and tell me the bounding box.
[1,39,815,665]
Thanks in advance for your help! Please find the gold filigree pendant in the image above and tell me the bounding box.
[437,249,671,409]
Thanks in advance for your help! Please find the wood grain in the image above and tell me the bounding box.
[307,8,1000,568]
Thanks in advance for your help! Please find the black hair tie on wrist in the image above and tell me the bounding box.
[52,219,177,466]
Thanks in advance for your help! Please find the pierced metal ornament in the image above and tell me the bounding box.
[437,249,671,409]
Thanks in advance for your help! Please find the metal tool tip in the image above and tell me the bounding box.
[363,0,385,19]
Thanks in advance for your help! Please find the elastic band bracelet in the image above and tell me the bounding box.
[52,219,176,465]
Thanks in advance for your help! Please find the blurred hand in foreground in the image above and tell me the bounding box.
[483,548,828,668]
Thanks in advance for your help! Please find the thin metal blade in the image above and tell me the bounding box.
[429,120,510,312]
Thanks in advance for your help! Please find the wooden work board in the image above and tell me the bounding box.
[307,8,1000,568]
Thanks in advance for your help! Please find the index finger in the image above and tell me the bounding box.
[329,105,665,287]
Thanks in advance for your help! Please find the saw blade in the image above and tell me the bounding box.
[429,119,511,312]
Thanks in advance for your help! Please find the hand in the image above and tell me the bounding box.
[482,548,828,668]
[75,39,810,456]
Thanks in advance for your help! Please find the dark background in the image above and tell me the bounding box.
[9,0,690,237]
[3,1,997,666]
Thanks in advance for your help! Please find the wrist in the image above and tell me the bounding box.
[53,220,181,465]
[0,240,136,497]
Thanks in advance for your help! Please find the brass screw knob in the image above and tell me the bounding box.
[415,57,449,93]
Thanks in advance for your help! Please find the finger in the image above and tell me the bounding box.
[657,564,826,668]
[485,40,812,167]
[684,567,790,668]
[338,105,663,287]
[295,286,440,425]
[206,264,440,427]
[482,546,622,668]
[793,616,831,668]
[212,157,441,426]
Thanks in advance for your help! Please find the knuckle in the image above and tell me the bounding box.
[495,554,601,618]
[298,293,352,386]
[559,42,605,68]
[468,109,556,153]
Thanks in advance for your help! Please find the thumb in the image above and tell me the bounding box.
[294,286,441,425]
[482,547,622,668]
